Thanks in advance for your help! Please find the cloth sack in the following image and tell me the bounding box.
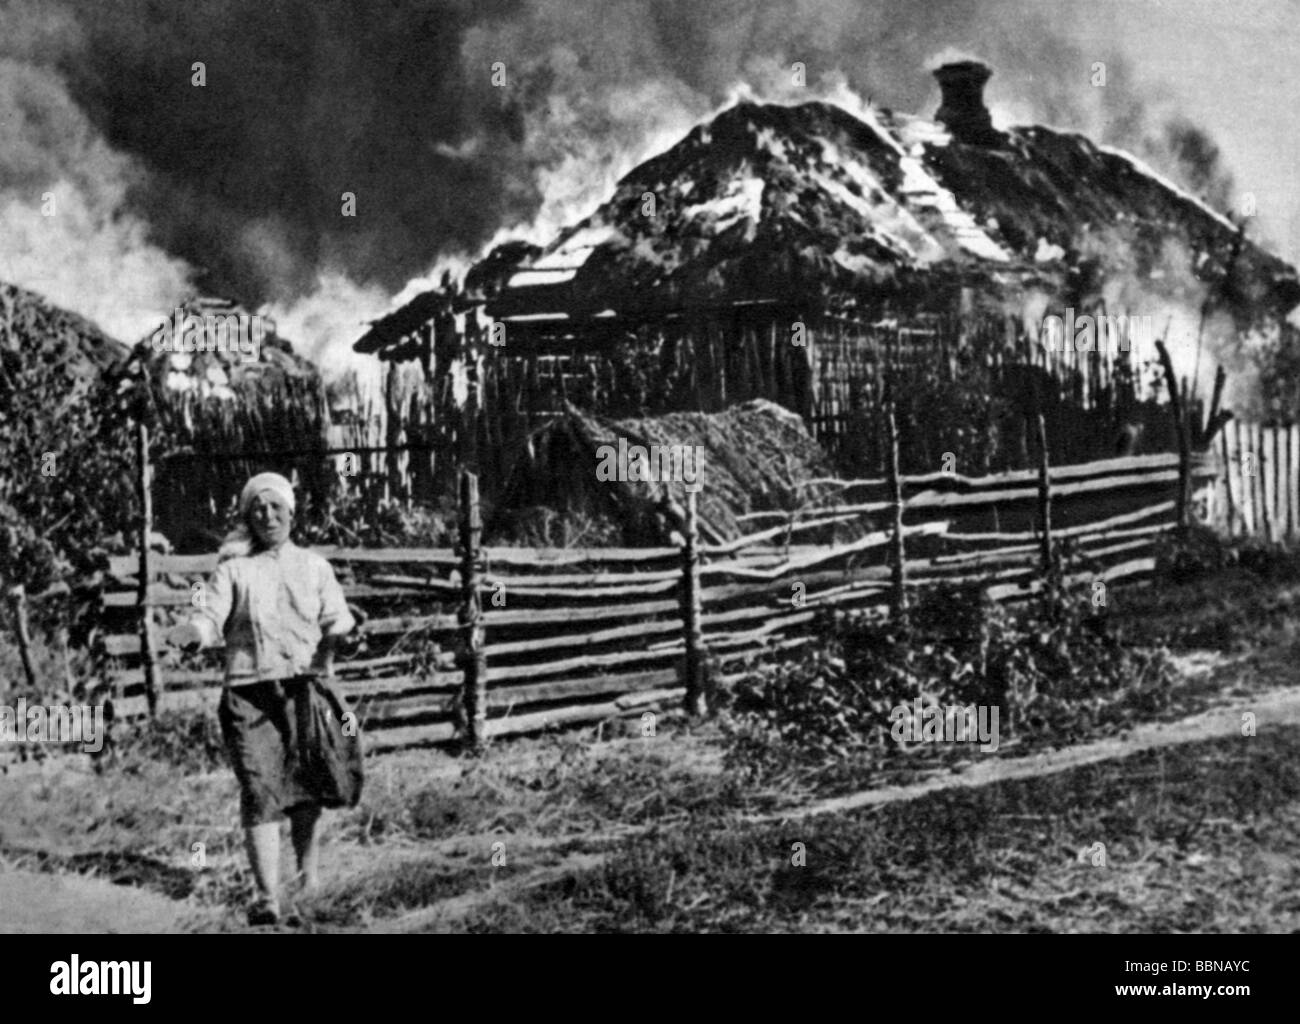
[287,676,364,809]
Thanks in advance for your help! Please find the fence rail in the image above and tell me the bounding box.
[91,447,1215,750]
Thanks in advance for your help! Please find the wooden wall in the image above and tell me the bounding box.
[425,305,1177,503]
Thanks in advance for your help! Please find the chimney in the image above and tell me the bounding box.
[933,60,1000,145]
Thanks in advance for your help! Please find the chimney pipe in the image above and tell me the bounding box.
[933,61,999,145]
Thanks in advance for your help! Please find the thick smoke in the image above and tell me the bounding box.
[0,0,1282,384]
[0,5,191,341]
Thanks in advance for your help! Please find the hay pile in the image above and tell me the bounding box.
[496,399,852,545]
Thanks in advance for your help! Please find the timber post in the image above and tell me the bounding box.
[1221,429,1237,535]
[458,469,488,751]
[680,488,709,716]
[885,401,908,623]
[136,420,161,717]
[1156,341,1192,534]
[5,584,37,695]
[1037,412,1053,574]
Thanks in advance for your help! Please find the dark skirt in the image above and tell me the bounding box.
[218,676,364,827]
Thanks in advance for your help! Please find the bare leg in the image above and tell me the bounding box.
[289,805,324,892]
[245,822,281,911]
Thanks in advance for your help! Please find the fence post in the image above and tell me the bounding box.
[1275,426,1285,542]
[885,402,908,623]
[1242,421,1253,540]
[5,584,37,695]
[136,420,160,717]
[1156,342,1191,533]
[1176,410,1191,535]
[680,488,709,716]
[1221,429,1237,535]
[1274,425,1282,542]
[457,469,488,751]
[1036,413,1053,573]
[1258,423,1272,542]
[1284,423,1294,543]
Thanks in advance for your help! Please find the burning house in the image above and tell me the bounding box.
[354,61,1300,490]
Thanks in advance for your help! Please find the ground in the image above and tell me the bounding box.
[3,566,1300,933]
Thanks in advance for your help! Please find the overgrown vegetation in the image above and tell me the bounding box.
[1155,522,1300,585]
[294,489,452,549]
[718,577,1178,786]
[0,284,138,643]
[1128,525,1300,651]
[455,728,1300,933]
[99,709,229,776]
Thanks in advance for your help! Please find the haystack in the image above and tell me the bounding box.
[494,399,859,546]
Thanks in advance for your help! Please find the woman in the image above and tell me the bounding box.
[166,472,360,926]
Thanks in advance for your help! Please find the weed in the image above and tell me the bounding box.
[719,579,1178,784]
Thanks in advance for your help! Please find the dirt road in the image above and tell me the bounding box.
[4,672,1298,934]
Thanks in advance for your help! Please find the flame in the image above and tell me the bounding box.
[264,273,390,396]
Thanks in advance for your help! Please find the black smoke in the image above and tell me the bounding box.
[0,0,1250,322]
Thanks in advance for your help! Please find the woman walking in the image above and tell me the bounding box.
[166,472,362,926]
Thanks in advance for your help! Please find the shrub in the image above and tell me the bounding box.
[721,578,1177,780]
[102,709,229,774]
[294,489,452,548]
[1153,525,1236,584]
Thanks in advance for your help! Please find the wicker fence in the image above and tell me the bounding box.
[93,447,1214,752]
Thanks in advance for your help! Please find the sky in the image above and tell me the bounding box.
[1,0,1297,389]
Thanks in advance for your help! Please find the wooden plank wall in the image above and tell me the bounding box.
[156,309,1168,528]
[1211,421,1299,541]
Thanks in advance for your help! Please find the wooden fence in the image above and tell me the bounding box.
[354,306,1179,507]
[93,448,1214,752]
[1208,420,1300,541]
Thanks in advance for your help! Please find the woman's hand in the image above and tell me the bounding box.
[165,621,205,652]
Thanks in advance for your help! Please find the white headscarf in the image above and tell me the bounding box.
[218,472,297,560]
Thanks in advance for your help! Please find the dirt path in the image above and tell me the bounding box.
[7,664,1299,934]
[747,681,1300,825]
[0,868,218,934]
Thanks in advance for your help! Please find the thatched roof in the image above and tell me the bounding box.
[494,398,856,545]
[358,92,1299,361]
[134,296,323,412]
[129,297,332,551]
[485,100,1298,322]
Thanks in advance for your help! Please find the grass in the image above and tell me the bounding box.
[13,713,1296,932]
[4,552,1300,932]
[0,717,749,929]
[450,726,1300,933]
[334,724,751,846]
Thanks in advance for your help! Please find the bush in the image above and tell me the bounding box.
[720,578,1178,780]
[103,709,228,774]
[294,489,452,548]
[1155,525,1300,586]
[487,504,623,548]
[1153,525,1236,583]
